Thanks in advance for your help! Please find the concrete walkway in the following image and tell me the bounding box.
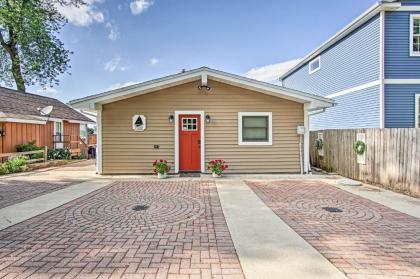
[0,180,111,231]
[216,179,346,279]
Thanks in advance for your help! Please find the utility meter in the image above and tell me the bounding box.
[297,126,305,135]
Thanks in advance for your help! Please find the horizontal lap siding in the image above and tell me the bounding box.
[283,15,380,97]
[385,11,420,79]
[311,86,380,130]
[401,0,420,6]
[102,80,303,174]
[384,84,420,128]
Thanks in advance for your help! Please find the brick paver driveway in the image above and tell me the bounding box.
[248,180,420,279]
[0,180,74,209]
[0,181,244,279]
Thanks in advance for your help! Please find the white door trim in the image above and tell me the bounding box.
[174,111,205,173]
[53,120,64,149]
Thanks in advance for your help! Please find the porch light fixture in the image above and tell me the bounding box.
[168,115,174,123]
[205,115,211,123]
[198,85,211,91]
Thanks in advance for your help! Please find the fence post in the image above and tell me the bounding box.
[44,146,48,163]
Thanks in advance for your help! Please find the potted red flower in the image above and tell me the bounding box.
[207,160,228,178]
[153,160,171,179]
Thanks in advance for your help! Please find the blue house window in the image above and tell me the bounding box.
[309,56,321,74]
[410,15,420,56]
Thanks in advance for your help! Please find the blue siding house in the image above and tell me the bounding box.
[280,0,420,130]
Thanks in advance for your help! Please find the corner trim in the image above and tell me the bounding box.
[415,94,420,128]
[174,111,205,173]
[379,11,385,128]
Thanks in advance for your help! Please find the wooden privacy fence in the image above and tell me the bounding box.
[0,146,48,164]
[310,129,420,197]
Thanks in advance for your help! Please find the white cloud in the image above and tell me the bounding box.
[130,0,153,15]
[104,57,127,72]
[245,58,302,82]
[107,81,139,90]
[36,87,58,96]
[105,22,119,41]
[149,57,159,65]
[57,0,104,27]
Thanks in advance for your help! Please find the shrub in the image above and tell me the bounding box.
[152,160,171,174]
[74,154,84,160]
[0,156,28,175]
[16,140,42,152]
[48,149,71,160]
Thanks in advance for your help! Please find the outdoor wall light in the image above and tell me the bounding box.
[168,115,174,123]
[198,85,211,91]
[205,115,211,123]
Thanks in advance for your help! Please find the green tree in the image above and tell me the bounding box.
[0,0,83,92]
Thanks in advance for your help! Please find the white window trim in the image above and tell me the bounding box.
[174,111,205,173]
[410,14,420,57]
[415,94,420,128]
[238,112,272,146]
[308,56,321,74]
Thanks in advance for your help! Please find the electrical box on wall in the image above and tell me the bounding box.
[132,115,146,131]
[297,126,305,135]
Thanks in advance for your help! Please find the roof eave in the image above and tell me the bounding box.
[69,68,334,110]
[279,1,401,81]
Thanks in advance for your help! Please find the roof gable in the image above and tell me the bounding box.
[69,67,335,110]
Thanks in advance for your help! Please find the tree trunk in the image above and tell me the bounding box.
[9,45,26,92]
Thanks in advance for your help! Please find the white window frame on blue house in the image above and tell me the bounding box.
[308,56,321,74]
[415,94,420,128]
[410,15,420,57]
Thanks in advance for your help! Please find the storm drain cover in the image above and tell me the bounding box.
[132,205,149,211]
[322,207,343,213]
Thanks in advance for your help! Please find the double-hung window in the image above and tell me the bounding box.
[238,112,272,145]
[410,15,420,56]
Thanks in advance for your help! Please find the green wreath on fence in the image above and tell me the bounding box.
[353,140,366,155]
[314,139,324,150]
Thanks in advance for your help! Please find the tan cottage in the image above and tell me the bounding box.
[69,67,334,174]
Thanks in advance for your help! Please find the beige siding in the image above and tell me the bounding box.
[102,80,304,174]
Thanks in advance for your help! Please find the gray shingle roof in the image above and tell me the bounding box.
[0,87,94,123]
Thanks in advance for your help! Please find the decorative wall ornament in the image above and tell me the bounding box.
[132,115,146,131]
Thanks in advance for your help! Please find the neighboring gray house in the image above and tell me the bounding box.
[280,0,420,130]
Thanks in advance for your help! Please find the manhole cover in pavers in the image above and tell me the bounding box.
[322,207,343,213]
[132,205,149,211]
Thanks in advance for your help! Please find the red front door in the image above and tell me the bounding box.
[179,114,201,171]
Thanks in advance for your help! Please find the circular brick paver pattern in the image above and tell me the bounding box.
[248,180,420,279]
[0,181,245,279]
[68,182,205,229]
[291,197,383,223]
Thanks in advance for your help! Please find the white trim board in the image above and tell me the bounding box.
[397,6,420,11]
[384,79,420,84]
[415,94,420,128]
[174,111,205,173]
[325,80,381,99]
[238,112,273,146]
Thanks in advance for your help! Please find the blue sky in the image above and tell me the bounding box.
[30,0,378,102]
